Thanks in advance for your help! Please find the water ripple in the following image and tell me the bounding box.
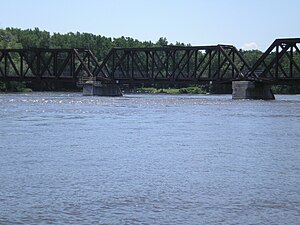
[0,92,299,224]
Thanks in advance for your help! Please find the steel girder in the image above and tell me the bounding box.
[0,48,110,83]
[1,38,300,85]
[246,38,300,84]
[95,45,251,84]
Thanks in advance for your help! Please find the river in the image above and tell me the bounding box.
[0,92,299,224]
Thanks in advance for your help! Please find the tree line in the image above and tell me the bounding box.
[0,27,172,59]
[0,27,299,93]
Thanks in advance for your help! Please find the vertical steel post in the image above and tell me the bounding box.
[131,52,134,79]
[232,50,235,78]
[290,45,293,78]
[172,50,176,79]
[208,50,211,79]
[20,52,23,78]
[146,51,149,78]
[4,52,7,77]
[54,51,57,78]
[165,50,169,78]
[109,50,114,80]
[151,52,154,79]
[70,51,75,79]
[217,48,221,79]
[186,50,190,78]
[194,50,198,80]
[275,45,279,79]
[37,50,40,78]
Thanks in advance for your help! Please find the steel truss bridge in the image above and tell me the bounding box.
[0,38,300,85]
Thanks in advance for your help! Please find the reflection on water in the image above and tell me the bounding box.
[0,92,299,224]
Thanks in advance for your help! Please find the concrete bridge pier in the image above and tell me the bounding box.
[82,81,122,96]
[232,81,275,100]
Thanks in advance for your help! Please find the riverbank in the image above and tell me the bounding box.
[129,86,208,94]
[0,81,32,92]
[1,81,300,94]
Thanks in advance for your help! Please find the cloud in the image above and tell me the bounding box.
[242,42,258,50]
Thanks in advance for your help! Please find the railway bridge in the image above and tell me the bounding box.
[0,38,299,99]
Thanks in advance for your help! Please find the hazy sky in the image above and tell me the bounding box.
[1,0,299,50]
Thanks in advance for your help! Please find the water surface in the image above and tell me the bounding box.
[0,93,299,224]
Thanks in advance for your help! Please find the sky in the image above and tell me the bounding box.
[1,0,299,51]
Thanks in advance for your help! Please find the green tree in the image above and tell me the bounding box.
[156,37,168,46]
[0,29,22,49]
[7,27,50,48]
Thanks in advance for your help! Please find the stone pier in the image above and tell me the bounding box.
[232,81,275,100]
[82,81,122,96]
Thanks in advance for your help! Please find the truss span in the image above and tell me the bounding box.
[1,38,300,85]
[95,45,251,84]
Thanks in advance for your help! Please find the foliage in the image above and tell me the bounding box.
[272,85,300,94]
[5,81,32,92]
[0,82,6,91]
[239,49,263,67]
[135,86,207,94]
[0,29,22,49]
[178,86,207,94]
